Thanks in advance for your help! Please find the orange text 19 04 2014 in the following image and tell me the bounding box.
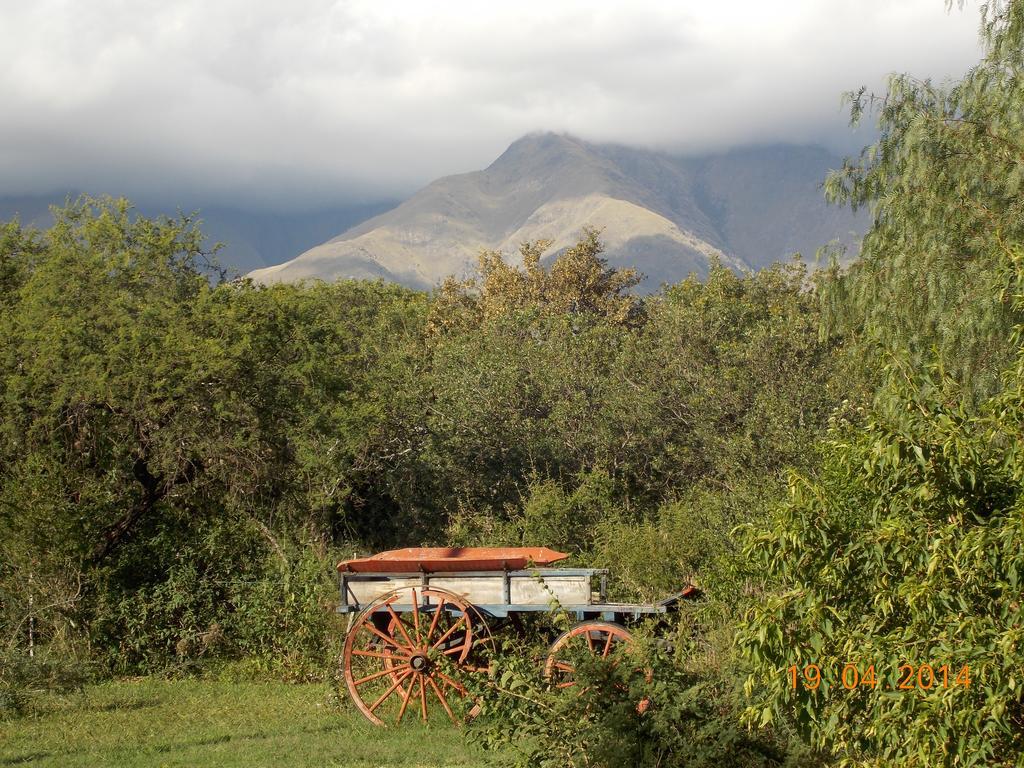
[787,663,970,691]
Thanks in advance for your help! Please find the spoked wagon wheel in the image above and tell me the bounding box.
[543,620,651,712]
[543,620,634,689]
[342,586,492,726]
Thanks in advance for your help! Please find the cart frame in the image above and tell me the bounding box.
[336,562,697,726]
[338,567,689,622]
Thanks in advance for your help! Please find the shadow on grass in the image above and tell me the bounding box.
[154,734,232,752]
[88,698,162,714]
[1,752,53,766]
[150,723,341,754]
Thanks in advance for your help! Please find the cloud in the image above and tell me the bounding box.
[0,0,984,210]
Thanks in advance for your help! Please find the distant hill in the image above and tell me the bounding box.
[250,133,865,292]
[0,195,396,277]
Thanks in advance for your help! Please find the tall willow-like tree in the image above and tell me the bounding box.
[821,0,1024,402]
[740,3,1024,765]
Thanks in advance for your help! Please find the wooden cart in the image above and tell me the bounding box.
[336,547,696,726]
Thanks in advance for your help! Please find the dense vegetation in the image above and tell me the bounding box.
[0,205,834,681]
[738,2,1024,765]
[3,2,1023,766]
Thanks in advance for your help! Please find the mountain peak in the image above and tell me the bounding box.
[249,139,865,292]
[488,132,592,170]
[509,131,587,151]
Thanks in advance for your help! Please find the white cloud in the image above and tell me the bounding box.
[0,0,984,209]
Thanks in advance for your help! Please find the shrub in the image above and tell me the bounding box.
[468,623,818,768]
[738,371,1024,766]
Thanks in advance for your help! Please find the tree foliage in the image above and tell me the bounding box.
[820,0,1024,402]
[0,197,430,686]
[739,354,1024,765]
[740,4,1024,764]
[0,199,838,715]
[469,631,820,768]
[428,228,644,335]
[432,259,837,591]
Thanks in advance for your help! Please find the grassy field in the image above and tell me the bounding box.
[0,678,506,767]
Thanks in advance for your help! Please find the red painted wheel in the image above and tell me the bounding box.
[544,621,651,712]
[342,586,491,726]
[543,620,634,689]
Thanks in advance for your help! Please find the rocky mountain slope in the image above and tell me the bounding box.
[250,133,865,291]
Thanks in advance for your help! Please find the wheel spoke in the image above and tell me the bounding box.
[425,598,446,646]
[410,589,421,644]
[352,648,411,661]
[431,614,467,651]
[428,674,457,723]
[361,621,407,651]
[396,675,415,724]
[442,641,471,656]
[418,675,428,721]
[602,632,614,658]
[585,631,595,652]
[392,615,419,642]
[355,666,407,686]
[553,661,574,673]
[368,669,412,714]
[557,681,577,689]
[385,603,416,650]
[436,670,468,695]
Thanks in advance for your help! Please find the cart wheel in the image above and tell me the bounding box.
[342,586,491,726]
[543,620,633,689]
[544,621,651,712]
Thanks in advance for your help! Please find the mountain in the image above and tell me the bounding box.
[249,133,865,292]
[0,195,396,276]
[182,203,397,275]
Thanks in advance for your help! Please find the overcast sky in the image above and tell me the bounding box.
[0,0,985,211]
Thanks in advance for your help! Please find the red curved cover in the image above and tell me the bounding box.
[337,547,569,573]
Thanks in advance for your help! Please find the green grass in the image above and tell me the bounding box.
[0,678,506,767]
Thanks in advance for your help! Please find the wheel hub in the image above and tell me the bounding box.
[409,653,431,672]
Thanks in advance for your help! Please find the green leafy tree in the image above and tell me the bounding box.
[820,0,1024,403]
[0,197,430,678]
[739,5,1024,763]
[429,229,644,335]
[469,632,820,768]
[738,362,1024,766]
